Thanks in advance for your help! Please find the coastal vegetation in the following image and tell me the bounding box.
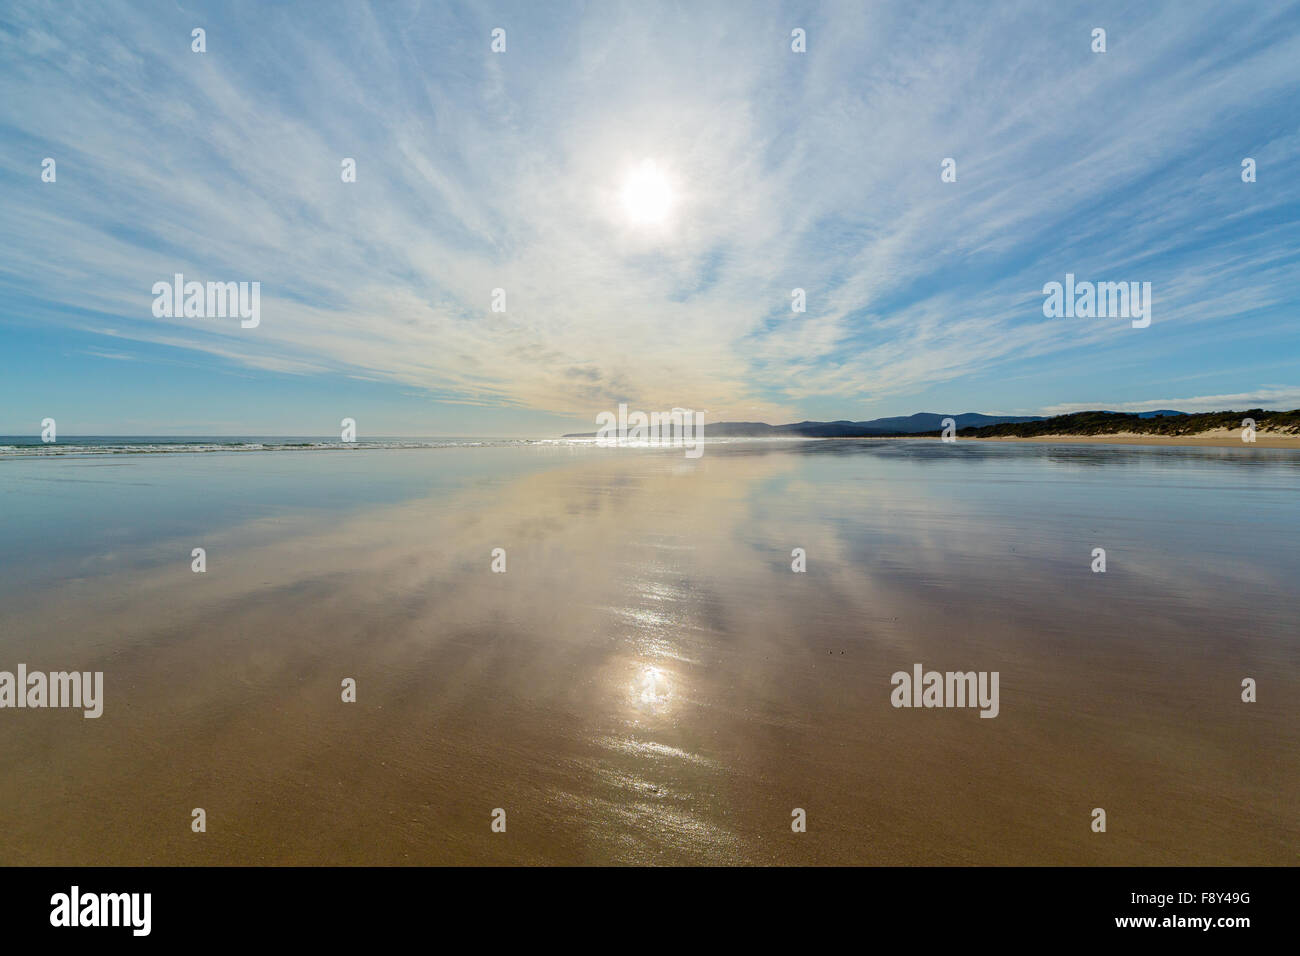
[919,409,1300,438]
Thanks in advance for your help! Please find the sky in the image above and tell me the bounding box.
[1,0,1298,436]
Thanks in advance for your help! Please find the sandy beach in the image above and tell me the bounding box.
[1,440,1296,865]
[968,430,1300,449]
[844,430,1300,449]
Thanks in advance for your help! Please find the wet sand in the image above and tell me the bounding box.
[0,441,1296,864]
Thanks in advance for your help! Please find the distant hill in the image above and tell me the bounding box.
[843,412,1043,435]
[907,408,1300,439]
[562,412,1043,438]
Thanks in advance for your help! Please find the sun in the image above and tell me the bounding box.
[620,159,675,226]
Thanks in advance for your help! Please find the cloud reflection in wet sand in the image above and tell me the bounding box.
[0,441,1296,864]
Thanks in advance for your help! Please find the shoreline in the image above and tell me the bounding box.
[840,431,1300,450]
[971,434,1300,449]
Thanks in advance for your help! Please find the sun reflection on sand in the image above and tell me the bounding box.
[633,664,672,713]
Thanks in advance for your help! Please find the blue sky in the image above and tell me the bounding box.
[1,0,1298,436]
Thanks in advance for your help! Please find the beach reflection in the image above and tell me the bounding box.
[632,665,672,712]
[0,440,1296,864]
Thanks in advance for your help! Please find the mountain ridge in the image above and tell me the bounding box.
[562,411,1049,438]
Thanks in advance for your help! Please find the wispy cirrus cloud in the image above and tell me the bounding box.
[1,0,1297,430]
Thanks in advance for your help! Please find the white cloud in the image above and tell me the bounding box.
[2,0,1297,423]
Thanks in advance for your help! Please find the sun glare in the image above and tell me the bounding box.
[620,159,674,226]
